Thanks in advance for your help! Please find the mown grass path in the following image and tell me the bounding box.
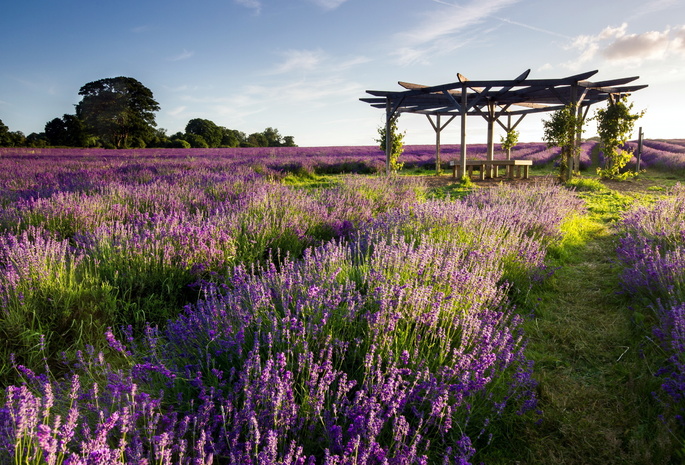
[488,187,677,464]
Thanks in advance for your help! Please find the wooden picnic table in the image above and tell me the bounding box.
[450,159,533,180]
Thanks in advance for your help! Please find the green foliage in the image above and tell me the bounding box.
[75,77,160,149]
[167,138,191,148]
[44,114,88,147]
[376,115,405,172]
[594,95,645,180]
[183,133,209,148]
[221,128,247,147]
[543,103,582,182]
[243,127,296,147]
[459,174,475,188]
[0,119,28,148]
[0,119,10,146]
[185,118,222,148]
[565,177,606,192]
[500,129,519,154]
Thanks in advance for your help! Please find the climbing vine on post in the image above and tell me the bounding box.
[542,103,582,182]
[594,95,644,180]
[377,115,405,173]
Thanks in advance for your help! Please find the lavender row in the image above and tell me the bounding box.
[0,174,426,388]
[0,180,585,464]
[615,139,685,171]
[616,184,685,429]
[0,143,559,198]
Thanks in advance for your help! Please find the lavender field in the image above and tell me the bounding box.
[0,143,682,464]
[616,184,685,427]
[0,142,570,183]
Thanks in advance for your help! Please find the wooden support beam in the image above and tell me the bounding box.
[487,102,496,177]
[385,99,393,176]
[426,114,457,175]
[459,84,467,179]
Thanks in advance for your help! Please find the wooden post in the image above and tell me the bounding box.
[427,114,457,175]
[506,115,512,160]
[459,84,467,179]
[637,126,643,171]
[435,114,441,174]
[385,98,392,176]
[486,102,495,178]
[569,84,578,176]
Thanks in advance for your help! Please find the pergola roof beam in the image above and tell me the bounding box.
[361,71,646,132]
[579,76,640,88]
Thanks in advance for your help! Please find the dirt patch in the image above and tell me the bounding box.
[598,177,664,194]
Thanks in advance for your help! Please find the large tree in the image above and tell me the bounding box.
[185,118,222,148]
[220,128,246,147]
[75,77,159,149]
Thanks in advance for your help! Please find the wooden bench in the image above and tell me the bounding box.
[450,159,533,180]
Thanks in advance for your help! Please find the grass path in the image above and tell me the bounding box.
[487,188,677,464]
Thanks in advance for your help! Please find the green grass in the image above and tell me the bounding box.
[477,180,679,464]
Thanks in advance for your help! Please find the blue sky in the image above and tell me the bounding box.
[1,0,684,146]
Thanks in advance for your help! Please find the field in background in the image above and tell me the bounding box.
[0,142,683,463]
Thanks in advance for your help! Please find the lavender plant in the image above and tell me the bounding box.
[0,145,607,463]
[616,184,685,441]
[0,178,587,464]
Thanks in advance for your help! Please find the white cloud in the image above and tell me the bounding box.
[603,29,671,61]
[563,23,685,69]
[674,26,685,53]
[627,0,681,21]
[168,49,194,61]
[392,0,518,64]
[168,106,187,116]
[308,0,349,10]
[331,55,372,71]
[234,0,262,14]
[392,37,472,66]
[267,49,327,75]
[243,76,364,109]
[403,0,518,45]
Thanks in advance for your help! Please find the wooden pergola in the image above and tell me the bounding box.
[360,69,647,176]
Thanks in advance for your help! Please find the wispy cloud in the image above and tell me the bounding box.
[243,76,364,109]
[626,0,680,21]
[264,48,370,77]
[562,23,685,69]
[392,0,519,64]
[234,0,262,14]
[168,49,195,61]
[407,0,518,44]
[308,0,349,10]
[267,49,327,74]
[496,17,571,40]
[168,106,187,117]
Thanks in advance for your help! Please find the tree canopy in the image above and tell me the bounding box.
[0,76,297,149]
[75,77,160,149]
[186,118,222,148]
[45,114,88,147]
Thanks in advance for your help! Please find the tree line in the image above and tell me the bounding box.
[0,76,296,149]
